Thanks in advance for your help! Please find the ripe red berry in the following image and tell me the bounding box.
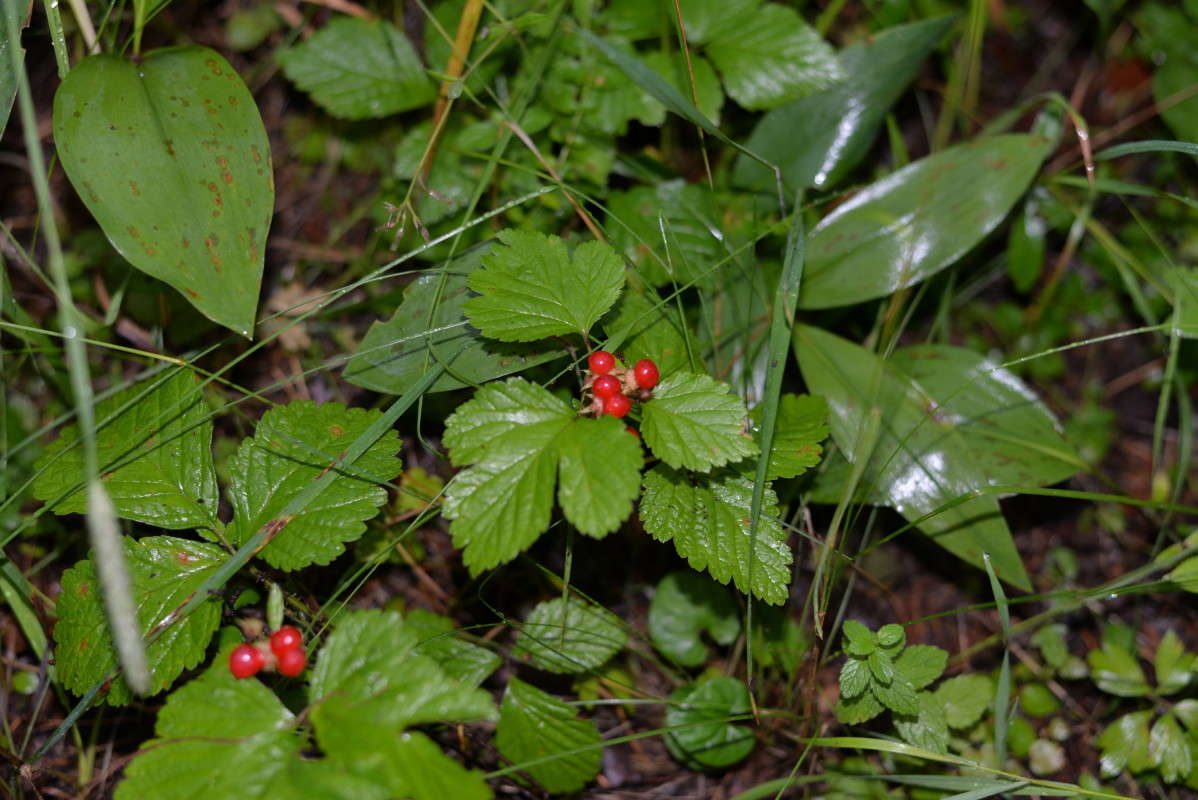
[269,626,303,657]
[603,393,632,418]
[588,350,615,374]
[592,374,621,399]
[633,359,660,389]
[229,644,264,679]
[625,426,640,439]
[277,647,307,677]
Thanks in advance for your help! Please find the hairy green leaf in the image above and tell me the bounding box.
[934,674,993,729]
[835,687,885,725]
[34,370,218,531]
[641,372,758,472]
[640,465,791,604]
[277,17,434,120]
[665,677,756,769]
[839,658,870,699]
[871,674,919,716]
[55,536,224,705]
[515,596,626,674]
[496,678,601,794]
[648,571,741,667]
[408,609,500,689]
[751,393,828,481]
[894,692,949,754]
[841,620,876,656]
[895,645,948,690]
[228,402,401,570]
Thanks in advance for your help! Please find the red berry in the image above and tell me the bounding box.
[270,626,303,657]
[603,393,632,418]
[592,374,621,399]
[633,359,660,389]
[588,350,615,374]
[277,647,307,677]
[625,426,640,438]
[229,644,264,679]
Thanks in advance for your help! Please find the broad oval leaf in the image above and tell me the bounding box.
[514,596,626,674]
[53,47,273,336]
[495,678,601,794]
[648,571,741,667]
[798,134,1054,309]
[665,677,755,769]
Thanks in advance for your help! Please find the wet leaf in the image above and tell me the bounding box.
[640,372,758,472]
[495,679,601,794]
[665,677,755,769]
[407,609,500,689]
[53,47,273,336]
[648,571,741,667]
[515,596,626,674]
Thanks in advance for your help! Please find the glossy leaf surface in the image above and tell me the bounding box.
[799,134,1054,309]
[665,677,755,768]
[514,596,626,674]
[750,393,829,480]
[496,678,601,794]
[53,47,273,335]
[640,372,759,472]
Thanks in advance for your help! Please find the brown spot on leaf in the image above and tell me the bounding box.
[127,226,140,238]
[144,246,157,256]
[164,139,175,156]
[185,288,198,299]
[77,582,90,597]
[129,181,140,196]
[329,425,345,437]
[250,145,262,164]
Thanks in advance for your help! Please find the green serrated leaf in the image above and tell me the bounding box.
[1088,639,1151,698]
[871,674,919,716]
[277,17,434,120]
[648,571,741,667]
[894,692,949,754]
[639,465,790,604]
[115,653,304,799]
[934,673,993,729]
[34,370,218,531]
[641,373,758,472]
[228,402,402,570]
[1154,630,1194,695]
[496,678,601,794]
[462,230,624,342]
[443,379,640,572]
[310,610,495,759]
[841,620,876,656]
[407,609,500,688]
[1151,713,1194,783]
[835,687,885,725]
[604,281,690,377]
[665,677,755,769]
[751,394,828,481]
[337,731,492,800]
[53,48,273,335]
[894,645,947,690]
[1097,711,1153,778]
[1166,555,1198,594]
[840,657,870,699]
[54,535,224,705]
[1031,624,1070,671]
[867,649,896,684]
[345,245,565,395]
[876,624,905,649]
[515,596,626,674]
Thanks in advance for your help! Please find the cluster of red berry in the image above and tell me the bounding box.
[229,625,307,679]
[586,351,659,418]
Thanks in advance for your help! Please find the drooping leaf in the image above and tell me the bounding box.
[641,372,758,472]
[407,609,500,689]
[115,652,304,799]
[228,402,402,570]
[705,3,844,110]
[1097,710,1153,778]
[55,536,225,705]
[894,645,948,691]
[796,326,1083,590]
[1088,637,1151,697]
[798,134,1055,309]
[277,16,434,120]
[750,393,829,481]
[462,230,624,342]
[648,571,741,667]
[1150,713,1193,783]
[442,379,642,572]
[639,465,790,604]
[894,692,950,753]
[346,245,566,394]
[934,674,993,729]
[735,15,953,191]
[53,47,273,335]
[495,678,601,794]
[34,370,218,531]
[665,677,756,769]
[514,596,626,674]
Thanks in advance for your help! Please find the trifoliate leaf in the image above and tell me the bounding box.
[1154,630,1194,695]
[934,674,993,729]
[1031,624,1070,671]
[641,373,757,472]
[515,596,626,674]
[1097,711,1153,778]
[495,678,601,794]
[443,379,641,572]
[1088,639,1151,697]
[835,687,884,725]
[407,609,500,688]
[648,571,741,667]
[309,609,496,759]
[894,692,949,754]
[839,658,870,699]
[665,677,755,769]
[462,229,624,342]
[639,465,791,604]
[115,654,304,799]
[277,17,434,120]
[337,731,492,800]
[34,369,218,531]
[841,620,876,657]
[867,649,896,684]
[895,644,948,690]
[54,535,224,705]
[871,674,919,716]
[751,394,828,481]
[345,244,565,395]
[705,3,844,110]
[228,401,401,570]
[1151,714,1194,783]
